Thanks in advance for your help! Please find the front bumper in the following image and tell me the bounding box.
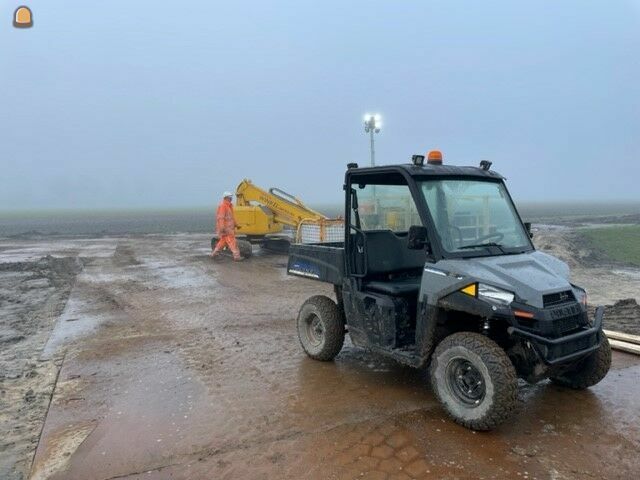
[507,306,604,365]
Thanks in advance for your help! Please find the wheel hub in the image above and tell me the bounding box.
[446,358,486,406]
[306,315,324,346]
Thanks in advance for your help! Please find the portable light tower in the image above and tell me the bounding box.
[363,114,381,166]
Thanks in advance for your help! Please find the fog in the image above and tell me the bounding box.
[1,1,639,210]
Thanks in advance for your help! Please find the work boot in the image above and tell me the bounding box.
[233,256,244,262]
[210,251,221,259]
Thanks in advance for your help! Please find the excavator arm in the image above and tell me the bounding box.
[235,179,327,229]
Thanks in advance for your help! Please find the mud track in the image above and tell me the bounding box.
[0,233,639,480]
[0,254,83,479]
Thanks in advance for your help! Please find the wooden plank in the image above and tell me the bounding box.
[609,339,640,355]
[604,329,640,346]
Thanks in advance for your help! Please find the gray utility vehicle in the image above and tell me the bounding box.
[287,153,611,430]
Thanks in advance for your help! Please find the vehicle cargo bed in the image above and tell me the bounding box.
[287,242,344,285]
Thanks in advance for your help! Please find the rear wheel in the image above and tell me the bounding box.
[430,332,518,430]
[237,239,253,258]
[297,296,344,361]
[550,336,611,389]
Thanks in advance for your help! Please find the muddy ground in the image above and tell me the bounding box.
[0,232,639,480]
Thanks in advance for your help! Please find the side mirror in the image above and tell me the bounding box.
[408,225,430,251]
[524,222,533,239]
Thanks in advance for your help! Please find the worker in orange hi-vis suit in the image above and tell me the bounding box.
[211,191,243,261]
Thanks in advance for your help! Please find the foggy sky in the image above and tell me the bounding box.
[1,1,639,210]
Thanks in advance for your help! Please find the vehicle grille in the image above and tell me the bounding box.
[543,290,575,308]
[553,312,587,337]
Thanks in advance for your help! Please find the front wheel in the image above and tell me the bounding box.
[297,296,344,361]
[550,335,611,389]
[430,332,518,431]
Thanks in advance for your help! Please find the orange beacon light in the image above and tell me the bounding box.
[13,6,33,28]
[427,150,443,165]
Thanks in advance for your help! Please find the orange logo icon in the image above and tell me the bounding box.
[13,6,33,28]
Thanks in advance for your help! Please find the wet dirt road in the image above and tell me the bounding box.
[3,234,640,479]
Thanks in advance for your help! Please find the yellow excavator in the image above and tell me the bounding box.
[211,179,341,257]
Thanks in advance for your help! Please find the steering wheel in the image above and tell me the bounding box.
[475,231,504,244]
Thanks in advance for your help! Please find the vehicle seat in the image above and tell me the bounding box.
[364,230,427,274]
[365,277,421,296]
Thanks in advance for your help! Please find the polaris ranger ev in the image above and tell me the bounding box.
[287,151,611,430]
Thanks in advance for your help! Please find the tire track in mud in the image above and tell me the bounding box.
[29,240,338,479]
[27,239,214,480]
[1,239,147,480]
[28,352,66,479]
[0,256,83,480]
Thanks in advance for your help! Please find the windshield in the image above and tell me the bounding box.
[419,179,532,254]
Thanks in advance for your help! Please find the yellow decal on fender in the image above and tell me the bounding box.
[461,284,477,297]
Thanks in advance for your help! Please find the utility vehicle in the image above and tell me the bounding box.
[287,152,611,430]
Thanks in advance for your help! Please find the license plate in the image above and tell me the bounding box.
[549,303,580,320]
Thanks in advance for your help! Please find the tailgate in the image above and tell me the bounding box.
[287,243,344,285]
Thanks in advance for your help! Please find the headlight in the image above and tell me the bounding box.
[478,283,515,306]
[573,286,588,309]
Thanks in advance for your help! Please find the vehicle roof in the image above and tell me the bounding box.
[348,163,504,180]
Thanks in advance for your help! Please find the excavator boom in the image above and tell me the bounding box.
[212,179,341,254]
[235,179,327,229]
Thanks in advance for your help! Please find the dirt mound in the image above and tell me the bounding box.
[610,298,639,308]
[533,229,604,269]
[0,255,83,275]
[603,299,640,336]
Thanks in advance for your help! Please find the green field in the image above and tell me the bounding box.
[581,225,640,266]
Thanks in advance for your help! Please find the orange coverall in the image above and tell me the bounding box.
[212,198,241,259]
